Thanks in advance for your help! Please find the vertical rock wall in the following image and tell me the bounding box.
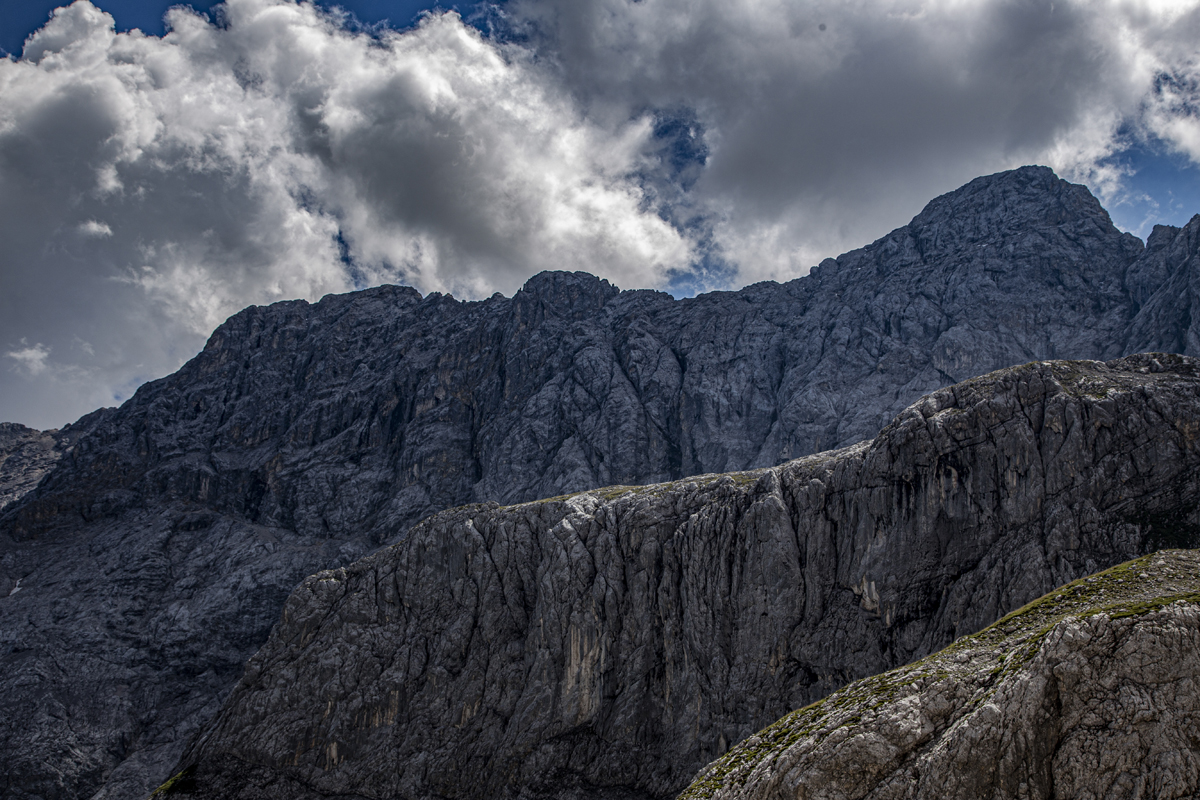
[177,356,1200,799]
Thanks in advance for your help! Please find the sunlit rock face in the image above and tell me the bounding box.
[0,423,81,513]
[2,166,1200,800]
[177,355,1200,800]
[681,549,1200,800]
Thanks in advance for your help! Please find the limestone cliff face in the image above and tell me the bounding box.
[3,168,1186,545]
[681,549,1200,800]
[173,355,1200,800]
[2,166,1199,800]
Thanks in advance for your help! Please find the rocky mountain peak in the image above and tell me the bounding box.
[911,164,1114,234]
[514,270,621,320]
[3,166,1200,800]
[1125,213,1200,355]
[1146,221,1183,251]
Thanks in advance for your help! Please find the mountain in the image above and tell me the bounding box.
[0,422,76,511]
[2,166,1199,799]
[170,355,1200,800]
[681,549,1200,800]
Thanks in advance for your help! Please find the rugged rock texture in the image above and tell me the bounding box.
[172,355,1200,800]
[681,549,1200,800]
[3,166,1199,799]
[7,169,1193,545]
[1126,215,1200,355]
[0,422,74,511]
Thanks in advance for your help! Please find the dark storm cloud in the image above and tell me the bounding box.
[506,0,1200,277]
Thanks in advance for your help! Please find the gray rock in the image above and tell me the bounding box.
[0,423,67,513]
[174,355,1200,800]
[1126,215,1200,355]
[681,548,1200,800]
[2,166,1198,799]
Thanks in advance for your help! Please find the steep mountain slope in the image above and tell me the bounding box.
[681,549,1200,800]
[7,169,1193,530]
[2,166,1198,799]
[172,355,1200,800]
[1127,216,1200,355]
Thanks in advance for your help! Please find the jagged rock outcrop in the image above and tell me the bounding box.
[171,355,1200,800]
[2,166,1199,800]
[681,549,1200,800]
[0,423,72,512]
[1126,215,1200,355]
[7,168,1191,546]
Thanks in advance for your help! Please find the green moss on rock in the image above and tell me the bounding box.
[148,765,197,798]
[680,549,1200,800]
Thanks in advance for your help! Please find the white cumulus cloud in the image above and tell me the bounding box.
[0,0,690,428]
[508,0,1200,282]
[78,220,114,237]
[2,0,1200,428]
[5,341,52,376]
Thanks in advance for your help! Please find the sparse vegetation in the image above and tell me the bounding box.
[148,765,197,797]
[680,549,1200,800]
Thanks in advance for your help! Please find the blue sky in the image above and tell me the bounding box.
[1104,142,1200,236]
[1,0,475,53]
[2,0,1200,429]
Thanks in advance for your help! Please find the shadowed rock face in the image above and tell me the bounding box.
[2,166,1199,800]
[175,355,1200,800]
[1127,216,1200,355]
[8,169,1197,538]
[681,549,1200,800]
